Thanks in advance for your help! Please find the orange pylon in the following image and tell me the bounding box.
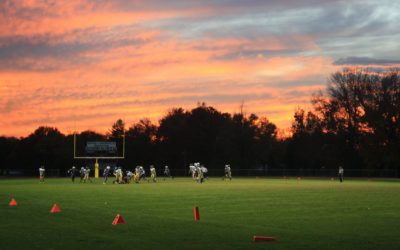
[9,198,17,206]
[50,204,61,213]
[112,214,125,225]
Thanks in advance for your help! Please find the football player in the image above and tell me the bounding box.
[139,166,146,181]
[149,165,157,182]
[189,164,196,180]
[39,166,45,182]
[224,164,232,180]
[79,167,85,182]
[103,166,111,184]
[83,166,92,183]
[68,166,77,183]
[163,165,173,180]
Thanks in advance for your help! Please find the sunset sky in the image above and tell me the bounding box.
[1,0,399,137]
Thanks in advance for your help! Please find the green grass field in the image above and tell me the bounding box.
[1,177,399,250]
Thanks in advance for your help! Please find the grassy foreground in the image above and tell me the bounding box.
[0,177,399,250]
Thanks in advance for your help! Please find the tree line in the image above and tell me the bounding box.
[1,69,399,177]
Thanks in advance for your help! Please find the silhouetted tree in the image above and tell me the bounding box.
[254,117,277,173]
[0,136,18,170]
[157,108,190,169]
[2,74,399,178]
[125,119,157,166]
[18,127,67,171]
[297,68,400,175]
[109,119,125,138]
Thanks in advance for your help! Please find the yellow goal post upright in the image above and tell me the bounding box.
[73,134,125,178]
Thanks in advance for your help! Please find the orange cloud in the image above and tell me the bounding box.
[1,52,334,137]
[0,1,346,137]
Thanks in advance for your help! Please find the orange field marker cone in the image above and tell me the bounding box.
[50,204,61,213]
[9,198,17,206]
[112,214,125,225]
[194,207,200,221]
[253,235,276,242]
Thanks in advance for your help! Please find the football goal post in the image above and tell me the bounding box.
[73,134,125,178]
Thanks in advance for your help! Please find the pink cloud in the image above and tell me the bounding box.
[2,0,379,137]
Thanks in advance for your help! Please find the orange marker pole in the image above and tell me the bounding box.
[194,207,200,221]
[253,236,276,242]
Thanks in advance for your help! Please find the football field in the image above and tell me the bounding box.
[1,177,399,250]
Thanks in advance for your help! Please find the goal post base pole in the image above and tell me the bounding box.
[95,158,99,179]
